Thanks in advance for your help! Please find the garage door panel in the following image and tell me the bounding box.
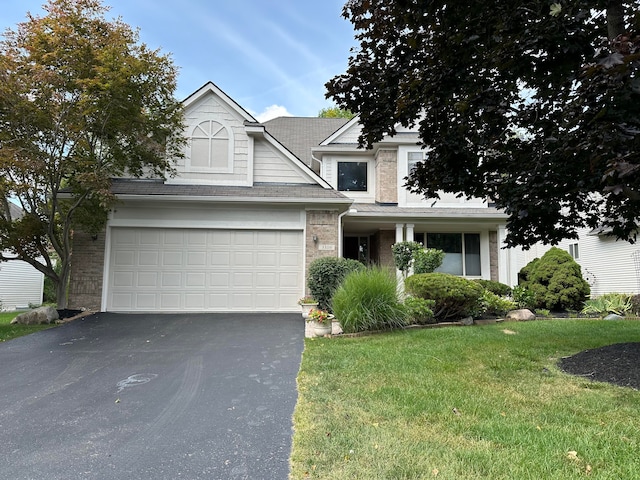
[139,231,161,245]
[108,228,302,312]
[114,250,135,266]
[186,272,206,287]
[257,252,277,267]
[137,272,158,287]
[162,251,183,266]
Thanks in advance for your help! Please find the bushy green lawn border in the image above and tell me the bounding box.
[0,311,53,342]
[291,320,640,479]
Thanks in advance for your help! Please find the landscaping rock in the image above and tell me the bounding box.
[461,316,474,326]
[11,306,59,325]
[604,313,624,321]
[506,309,536,321]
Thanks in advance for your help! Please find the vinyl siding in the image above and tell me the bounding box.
[0,254,44,310]
[253,140,310,184]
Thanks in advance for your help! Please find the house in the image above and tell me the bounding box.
[67,81,516,313]
[514,228,640,297]
[0,203,45,311]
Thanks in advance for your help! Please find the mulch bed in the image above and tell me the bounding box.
[558,342,640,390]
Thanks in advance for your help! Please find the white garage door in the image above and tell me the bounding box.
[107,228,303,312]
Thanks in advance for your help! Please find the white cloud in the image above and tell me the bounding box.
[254,105,293,122]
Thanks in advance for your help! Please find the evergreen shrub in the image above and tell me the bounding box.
[307,256,364,311]
[518,247,590,311]
[404,273,484,320]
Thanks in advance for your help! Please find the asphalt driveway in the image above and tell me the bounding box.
[0,312,305,479]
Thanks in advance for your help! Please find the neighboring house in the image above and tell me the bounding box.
[67,81,516,313]
[0,203,45,311]
[514,228,640,297]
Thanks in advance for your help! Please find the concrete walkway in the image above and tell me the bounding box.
[0,312,304,480]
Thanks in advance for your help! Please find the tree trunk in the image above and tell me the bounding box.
[56,261,70,309]
[607,1,625,40]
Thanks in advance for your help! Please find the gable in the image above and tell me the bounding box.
[253,137,319,184]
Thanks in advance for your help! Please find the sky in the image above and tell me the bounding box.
[0,0,357,121]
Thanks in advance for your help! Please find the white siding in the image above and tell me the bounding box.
[512,228,640,296]
[0,254,44,310]
[169,92,250,185]
[330,123,363,144]
[253,140,311,184]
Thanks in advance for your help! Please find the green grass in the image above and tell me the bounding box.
[0,311,53,342]
[291,320,640,479]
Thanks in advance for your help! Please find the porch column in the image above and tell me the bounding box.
[395,223,404,243]
[406,224,415,242]
[497,225,514,286]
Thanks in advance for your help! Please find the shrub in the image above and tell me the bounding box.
[391,241,423,275]
[473,279,512,297]
[581,293,633,317]
[479,290,517,317]
[631,294,640,316]
[404,296,436,324]
[404,273,484,320]
[307,257,364,311]
[332,267,408,333]
[511,285,536,309]
[518,247,590,311]
[413,248,445,275]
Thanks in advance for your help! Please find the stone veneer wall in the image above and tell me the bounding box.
[67,231,104,311]
[376,230,396,269]
[375,149,398,204]
[489,231,498,282]
[305,210,340,291]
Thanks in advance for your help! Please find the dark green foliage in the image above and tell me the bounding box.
[327,1,640,247]
[404,273,484,320]
[630,294,640,316]
[511,285,537,309]
[391,241,423,274]
[479,291,517,317]
[473,279,512,297]
[413,248,445,275]
[404,296,436,324]
[307,256,364,311]
[519,247,590,311]
[332,267,407,333]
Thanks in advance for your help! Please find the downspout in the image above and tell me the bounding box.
[338,209,349,257]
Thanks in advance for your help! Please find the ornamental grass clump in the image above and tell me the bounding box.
[332,267,407,333]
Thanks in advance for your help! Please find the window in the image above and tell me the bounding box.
[407,151,425,175]
[569,243,579,259]
[190,120,229,170]
[424,233,481,276]
[338,162,367,191]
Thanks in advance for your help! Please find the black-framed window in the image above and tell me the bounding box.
[338,162,367,191]
[416,232,481,276]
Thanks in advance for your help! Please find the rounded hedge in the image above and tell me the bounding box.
[518,247,590,311]
[404,272,484,320]
[307,256,364,311]
[473,279,512,297]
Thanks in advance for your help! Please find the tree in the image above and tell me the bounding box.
[318,106,354,118]
[0,0,185,308]
[327,1,640,248]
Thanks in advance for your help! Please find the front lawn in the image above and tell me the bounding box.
[0,311,53,342]
[291,320,640,479]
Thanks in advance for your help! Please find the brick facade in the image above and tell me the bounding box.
[68,230,104,311]
[375,229,396,269]
[305,210,340,291]
[489,230,498,282]
[375,149,398,204]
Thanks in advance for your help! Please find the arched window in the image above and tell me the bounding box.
[190,120,230,170]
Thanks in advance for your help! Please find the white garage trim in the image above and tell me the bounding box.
[105,227,303,313]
